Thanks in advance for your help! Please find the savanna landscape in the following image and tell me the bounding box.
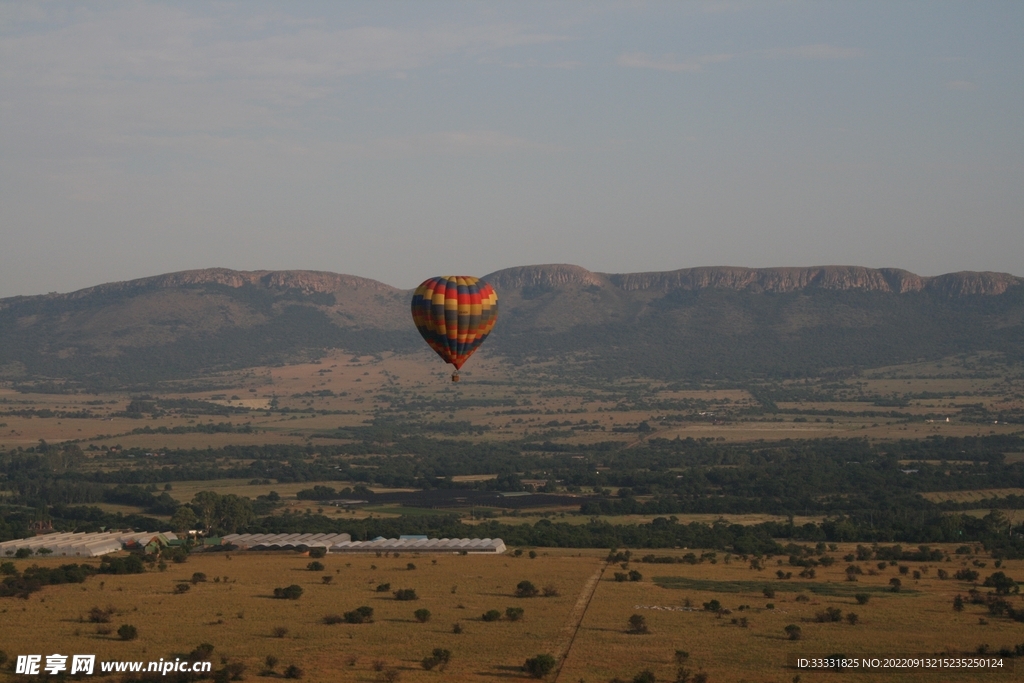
[2,266,1024,682]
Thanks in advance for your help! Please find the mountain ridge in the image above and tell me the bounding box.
[6,264,1019,304]
[1,264,1022,387]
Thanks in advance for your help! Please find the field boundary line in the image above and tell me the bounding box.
[552,560,608,682]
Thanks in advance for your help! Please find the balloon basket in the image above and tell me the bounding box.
[451,372,460,383]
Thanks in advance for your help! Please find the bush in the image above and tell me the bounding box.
[543,584,560,596]
[524,654,557,678]
[889,578,902,593]
[322,576,333,585]
[414,608,431,623]
[421,648,451,671]
[785,624,802,640]
[272,626,288,638]
[506,607,525,622]
[343,606,374,624]
[516,580,539,598]
[308,547,327,559]
[762,587,775,599]
[191,572,207,584]
[274,585,303,600]
[394,588,418,601]
[452,622,463,634]
[88,606,114,623]
[614,572,628,582]
[628,614,648,634]
[174,583,191,594]
[855,593,870,605]
[846,612,859,625]
[632,671,656,683]
[117,624,138,641]
[283,664,303,679]
[376,583,391,592]
[816,607,843,623]
[323,614,344,625]
[955,569,980,582]
[407,562,416,570]
[307,561,324,571]
[482,609,502,622]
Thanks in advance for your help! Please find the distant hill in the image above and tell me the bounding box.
[1,265,1021,387]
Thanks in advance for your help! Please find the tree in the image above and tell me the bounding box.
[953,594,965,612]
[170,506,197,535]
[516,581,539,598]
[982,572,1019,595]
[273,585,303,600]
[307,561,324,571]
[785,624,802,640]
[117,624,138,641]
[855,593,870,605]
[524,654,556,679]
[628,614,648,634]
[394,588,418,601]
[414,609,431,623]
[482,609,502,622]
[421,649,451,671]
[889,578,902,593]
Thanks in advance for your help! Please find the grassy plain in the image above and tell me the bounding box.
[2,546,1022,682]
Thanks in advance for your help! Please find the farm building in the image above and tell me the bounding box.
[219,533,506,554]
[0,531,178,558]
[220,532,351,550]
[329,537,506,554]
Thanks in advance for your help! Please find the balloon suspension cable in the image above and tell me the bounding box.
[451,370,460,383]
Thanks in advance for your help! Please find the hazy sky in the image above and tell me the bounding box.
[2,1,1022,297]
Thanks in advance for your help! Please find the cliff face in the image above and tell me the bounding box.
[482,264,1021,297]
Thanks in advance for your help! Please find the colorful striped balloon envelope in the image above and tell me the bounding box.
[411,276,498,380]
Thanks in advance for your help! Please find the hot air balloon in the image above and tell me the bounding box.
[411,276,498,382]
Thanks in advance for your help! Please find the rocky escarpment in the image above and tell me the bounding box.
[483,264,1021,296]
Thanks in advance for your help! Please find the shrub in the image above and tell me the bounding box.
[407,562,416,571]
[846,612,859,625]
[516,580,539,598]
[274,585,303,600]
[482,609,502,622]
[414,608,431,623]
[632,671,656,683]
[889,578,902,593]
[308,547,327,559]
[307,561,324,571]
[272,626,288,638]
[614,572,628,582]
[394,588,418,601]
[452,622,463,634]
[543,584,561,596]
[322,576,333,585]
[524,654,556,678]
[264,655,278,672]
[344,606,374,624]
[283,664,303,679]
[955,569,979,582]
[506,607,525,621]
[323,614,344,625]
[855,593,870,605]
[421,648,451,671]
[117,624,138,641]
[702,599,721,612]
[376,583,391,592]
[191,572,207,584]
[953,594,965,612]
[88,606,114,623]
[628,614,648,634]
[785,624,802,640]
[174,583,191,594]
[816,607,843,623]
[762,587,775,599]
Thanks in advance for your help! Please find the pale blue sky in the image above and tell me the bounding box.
[1,1,1021,297]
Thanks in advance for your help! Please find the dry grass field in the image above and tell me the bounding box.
[1,546,1022,682]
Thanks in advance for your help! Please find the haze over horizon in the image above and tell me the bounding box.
[2,1,1022,299]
